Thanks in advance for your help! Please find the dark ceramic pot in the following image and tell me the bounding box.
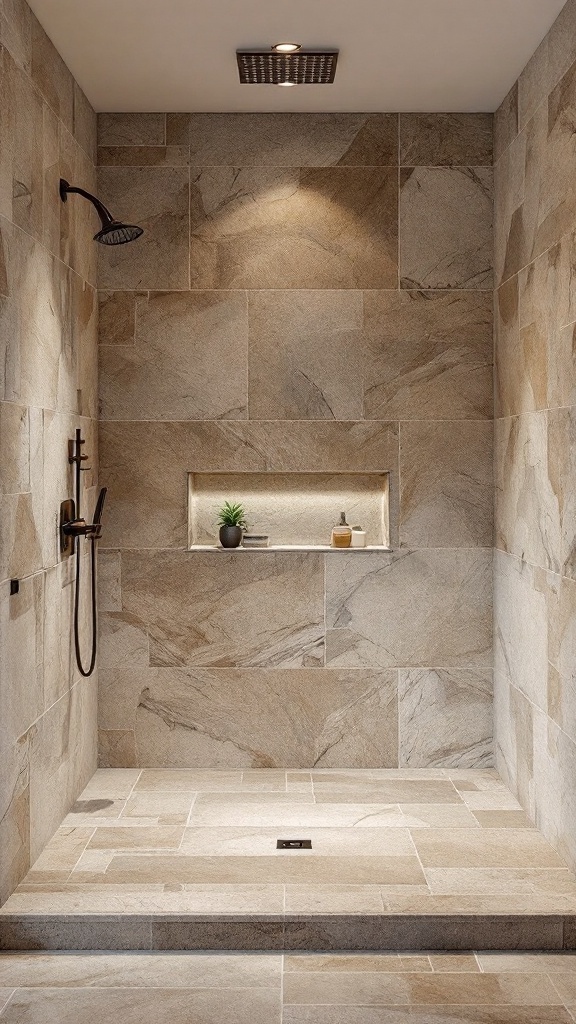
[219,525,243,548]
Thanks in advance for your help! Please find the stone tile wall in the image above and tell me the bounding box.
[97,111,494,770]
[494,0,576,872]
[0,0,99,901]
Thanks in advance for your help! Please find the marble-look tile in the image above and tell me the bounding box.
[531,711,576,876]
[363,291,492,420]
[98,420,398,548]
[58,126,98,286]
[73,83,96,163]
[189,166,398,289]
[400,167,493,289]
[99,291,248,420]
[0,988,281,1024]
[494,275,522,417]
[282,969,559,1005]
[103,853,425,886]
[0,951,281,987]
[0,0,32,72]
[97,113,166,146]
[495,410,576,578]
[97,166,189,289]
[411,828,567,869]
[121,550,324,669]
[248,290,364,420]
[493,554,547,709]
[98,291,138,346]
[400,114,493,166]
[0,731,30,904]
[399,421,493,548]
[103,666,398,768]
[0,46,43,241]
[97,146,189,166]
[494,124,527,286]
[494,83,519,162]
[0,573,44,743]
[30,14,73,132]
[169,113,398,166]
[398,669,493,768]
[325,549,492,669]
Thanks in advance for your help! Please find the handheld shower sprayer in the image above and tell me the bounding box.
[60,430,107,677]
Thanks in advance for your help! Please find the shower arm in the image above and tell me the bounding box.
[59,179,115,228]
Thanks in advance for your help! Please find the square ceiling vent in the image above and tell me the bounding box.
[236,50,339,85]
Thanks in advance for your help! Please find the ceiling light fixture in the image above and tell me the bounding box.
[237,48,339,85]
[272,42,301,53]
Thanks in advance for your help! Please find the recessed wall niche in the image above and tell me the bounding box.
[188,472,390,549]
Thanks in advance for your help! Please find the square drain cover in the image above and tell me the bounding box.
[277,839,312,849]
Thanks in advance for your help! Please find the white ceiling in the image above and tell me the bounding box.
[28,0,567,113]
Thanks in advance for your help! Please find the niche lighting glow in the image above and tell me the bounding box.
[272,42,301,53]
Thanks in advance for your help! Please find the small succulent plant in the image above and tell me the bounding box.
[216,501,247,528]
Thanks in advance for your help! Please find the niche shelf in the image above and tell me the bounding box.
[188,472,390,551]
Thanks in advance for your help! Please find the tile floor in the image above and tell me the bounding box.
[3,768,576,921]
[1,950,576,1022]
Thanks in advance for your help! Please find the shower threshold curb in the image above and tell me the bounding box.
[0,912,574,951]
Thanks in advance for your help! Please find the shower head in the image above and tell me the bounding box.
[59,179,144,246]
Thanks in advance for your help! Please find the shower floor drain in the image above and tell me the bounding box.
[276,839,312,849]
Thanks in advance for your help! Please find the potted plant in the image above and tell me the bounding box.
[216,501,247,548]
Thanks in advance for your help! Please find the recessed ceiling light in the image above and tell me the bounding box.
[272,42,301,53]
[278,80,296,87]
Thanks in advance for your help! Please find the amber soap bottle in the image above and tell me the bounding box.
[331,511,352,548]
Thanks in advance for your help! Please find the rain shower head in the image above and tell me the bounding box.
[59,179,143,246]
[237,48,339,85]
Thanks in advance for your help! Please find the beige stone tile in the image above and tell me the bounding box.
[412,828,567,868]
[363,290,493,420]
[248,290,364,419]
[113,666,398,770]
[0,951,281,987]
[494,123,527,287]
[473,810,535,829]
[70,850,114,875]
[121,793,195,821]
[0,0,32,72]
[172,113,399,166]
[78,769,141,799]
[283,1008,573,1023]
[87,826,184,850]
[312,779,461,804]
[186,800,408,829]
[135,769,242,792]
[325,549,492,669]
[121,550,324,669]
[0,572,43,742]
[400,167,493,289]
[99,420,397,548]
[478,952,576,972]
[97,166,189,289]
[104,853,425,886]
[25,827,94,882]
[398,669,493,769]
[99,290,248,420]
[73,82,96,163]
[495,275,523,417]
[399,421,493,548]
[190,166,398,289]
[400,114,493,166]
[240,771,287,791]
[30,14,73,131]
[518,32,549,131]
[393,806,480,828]
[0,47,43,241]
[284,885,385,914]
[429,954,480,972]
[284,954,433,972]
[179,826,415,857]
[0,402,29,494]
[98,291,138,346]
[283,970,560,1005]
[425,867,576,896]
[494,83,518,162]
[98,113,166,146]
[0,988,281,1024]
[0,731,30,904]
[461,791,523,811]
[97,146,189,166]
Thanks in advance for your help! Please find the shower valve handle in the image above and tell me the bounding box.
[62,518,103,540]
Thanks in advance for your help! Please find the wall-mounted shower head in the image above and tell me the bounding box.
[59,178,143,245]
